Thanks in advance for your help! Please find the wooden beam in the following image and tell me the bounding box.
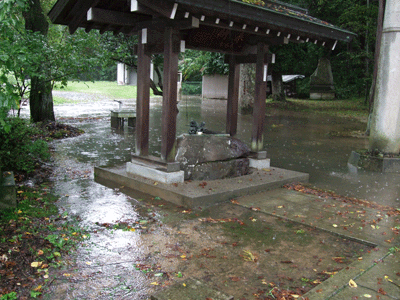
[87,7,149,27]
[130,0,155,15]
[137,0,178,19]
[251,43,268,152]
[224,53,274,64]
[67,0,100,34]
[134,16,199,33]
[161,28,180,162]
[226,55,240,136]
[136,29,151,156]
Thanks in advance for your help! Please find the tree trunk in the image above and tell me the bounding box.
[29,77,55,123]
[271,69,286,102]
[150,79,163,96]
[239,64,255,114]
[23,0,55,122]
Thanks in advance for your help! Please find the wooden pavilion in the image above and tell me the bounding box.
[49,0,355,164]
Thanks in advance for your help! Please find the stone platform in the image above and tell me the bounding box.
[94,165,308,209]
[348,150,400,172]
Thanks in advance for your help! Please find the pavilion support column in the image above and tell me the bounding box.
[161,28,180,162]
[226,55,240,136]
[135,29,151,156]
[251,43,268,152]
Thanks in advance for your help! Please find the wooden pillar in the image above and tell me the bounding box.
[161,28,179,162]
[135,29,151,156]
[251,43,268,152]
[226,55,240,136]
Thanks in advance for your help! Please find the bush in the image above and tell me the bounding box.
[296,78,310,99]
[181,82,202,95]
[0,118,50,174]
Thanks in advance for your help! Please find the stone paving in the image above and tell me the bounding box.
[234,188,400,299]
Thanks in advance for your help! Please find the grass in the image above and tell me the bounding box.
[266,98,369,122]
[52,81,158,105]
[52,81,369,122]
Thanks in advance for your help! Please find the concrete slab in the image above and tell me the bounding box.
[150,278,233,300]
[235,189,398,247]
[327,250,400,300]
[126,162,184,184]
[249,158,270,169]
[94,165,309,209]
[348,150,400,173]
[233,188,400,300]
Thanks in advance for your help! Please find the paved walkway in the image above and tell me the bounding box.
[235,188,400,299]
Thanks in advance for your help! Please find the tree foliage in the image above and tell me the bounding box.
[0,0,110,122]
[180,50,228,81]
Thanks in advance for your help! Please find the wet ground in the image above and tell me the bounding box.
[19,92,399,299]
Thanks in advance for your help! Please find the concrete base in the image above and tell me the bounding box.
[111,110,136,129]
[0,171,16,209]
[126,161,184,184]
[94,164,309,209]
[348,150,400,173]
[249,158,270,169]
[151,278,233,300]
[310,92,335,100]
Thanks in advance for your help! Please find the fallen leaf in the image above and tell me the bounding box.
[31,262,42,268]
[63,273,71,277]
[363,294,372,298]
[378,288,387,295]
[37,250,44,256]
[243,250,257,262]
[280,260,293,264]
[349,279,357,288]
[230,276,240,282]
[150,282,159,285]
[33,285,42,291]
[333,224,338,227]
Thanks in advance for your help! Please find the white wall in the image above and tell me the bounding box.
[202,74,228,99]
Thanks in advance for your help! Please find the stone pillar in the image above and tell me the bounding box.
[369,0,400,154]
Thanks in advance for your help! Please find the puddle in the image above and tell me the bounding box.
[45,198,371,299]
[21,94,393,299]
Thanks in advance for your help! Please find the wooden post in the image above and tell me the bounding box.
[135,29,151,156]
[251,43,268,152]
[226,55,240,136]
[161,28,179,162]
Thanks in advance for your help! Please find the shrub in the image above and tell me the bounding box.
[0,118,50,174]
[181,82,202,95]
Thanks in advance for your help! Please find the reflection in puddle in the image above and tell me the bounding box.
[41,95,396,299]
